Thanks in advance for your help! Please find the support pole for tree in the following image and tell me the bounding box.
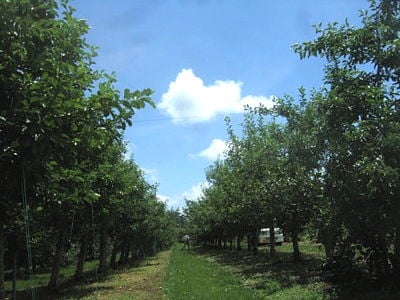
[21,167,36,299]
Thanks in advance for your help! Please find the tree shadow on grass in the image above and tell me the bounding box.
[15,284,114,300]
[193,246,323,289]
[192,246,400,299]
[11,256,157,300]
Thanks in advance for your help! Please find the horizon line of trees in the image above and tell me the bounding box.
[0,1,180,299]
[184,0,400,281]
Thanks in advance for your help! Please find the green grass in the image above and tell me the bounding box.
[4,259,99,292]
[5,251,170,299]
[6,242,400,299]
[276,242,325,257]
[192,241,400,299]
[194,243,328,300]
[164,244,263,299]
[57,251,170,300]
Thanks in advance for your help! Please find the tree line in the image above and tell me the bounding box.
[184,0,400,281]
[0,1,179,298]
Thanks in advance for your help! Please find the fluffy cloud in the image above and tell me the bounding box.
[158,182,211,209]
[158,69,275,124]
[157,194,173,205]
[182,181,210,201]
[192,138,228,161]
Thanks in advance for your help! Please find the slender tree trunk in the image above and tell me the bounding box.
[393,225,400,277]
[290,212,301,261]
[109,240,118,269]
[122,241,130,264]
[0,223,5,300]
[48,227,66,291]
[130,244,137,262]
[118,241,125,265]
[269,225,276,258]
[251,231,258,255]
[74,229,88,281]
[217,238,222,249]
[7,231,18,300]
[292,231,301,261]
[378,232,389,278]
[236,235,242,251]
[98,228,108,274]
[12,250,17,300]
[322,235,334,259]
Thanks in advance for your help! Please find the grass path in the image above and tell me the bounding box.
[60,250,171,300]
[11,242,399,299]
[164,244,263,299]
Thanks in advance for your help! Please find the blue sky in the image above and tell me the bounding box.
[72,0,368,209]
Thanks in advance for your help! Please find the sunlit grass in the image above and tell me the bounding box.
[5,251,171,299]
[62,251,170,300]
[275,241,325,257]
[194,242,328,299]
[164,244,263,299]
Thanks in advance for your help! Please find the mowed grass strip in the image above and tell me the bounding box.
[61,250,171,300]
[10,249,171,299]
[164,244,263,300]
[195,243,328,300]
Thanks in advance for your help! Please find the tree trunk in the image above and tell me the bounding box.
[121,241,130,264]
[269,225,276,258]
[8,231,18,300]
[0,223,5,300]
[48,227,66,291]
[291,231,301,261]
[109,240,118,269]
[118,242,125,266]
[236,235,242,251]
[393,224,400,277]
[98,228,108,274]
[322,236,334,259]
[247,234,251,251]
[290,212,301,261]
[74,229,88,281]
[251,231,258,255]
[12,250,17,300]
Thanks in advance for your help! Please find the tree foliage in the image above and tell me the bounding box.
[0,1,177,298]
[184,0,400,280]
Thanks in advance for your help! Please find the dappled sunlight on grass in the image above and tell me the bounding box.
[193,242,329,299]
[6,251,171,300]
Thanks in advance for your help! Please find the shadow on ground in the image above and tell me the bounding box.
[9,255,160,300]
[192,245,400,299]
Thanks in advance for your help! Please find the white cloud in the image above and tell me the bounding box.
[157,194,183,209]
[182,181,210,201]
[157,194,173,205]
[158,181,211,209]
[192,138,228,161]
[158,69,275,124]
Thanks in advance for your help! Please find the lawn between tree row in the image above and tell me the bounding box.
[7,242,400,299]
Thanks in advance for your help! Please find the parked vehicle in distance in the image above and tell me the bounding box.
[258,228,284,245]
